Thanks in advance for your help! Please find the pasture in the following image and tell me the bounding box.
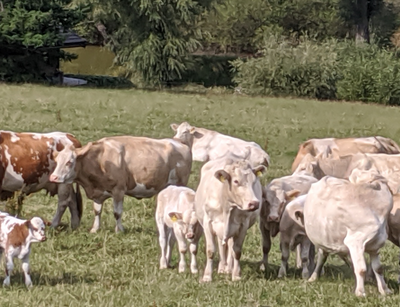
[1,84,400,306]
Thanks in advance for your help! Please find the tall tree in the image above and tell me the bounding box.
[92,0,213,84]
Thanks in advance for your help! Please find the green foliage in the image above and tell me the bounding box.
[92,0,212,84]
[64,73,134,88]
[0,0,85,82]
[232,37,338,99]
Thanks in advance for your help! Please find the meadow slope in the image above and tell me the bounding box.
[0,84,400,306]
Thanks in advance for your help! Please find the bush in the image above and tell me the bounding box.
[64,74,134,88]
[231,37,338,99]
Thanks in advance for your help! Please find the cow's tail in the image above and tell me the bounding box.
[75,183,83,220]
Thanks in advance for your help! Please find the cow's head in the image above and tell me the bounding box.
[214,160,266,211]
[27,217,47,242]
[49,143,92,184]
[170,122,201,148]
[293,153,325,179]
[168,210,200,242]
[265,186,301,223]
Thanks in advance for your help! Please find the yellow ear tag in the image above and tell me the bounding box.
[170,215,178,222]
[288,196,296,201]
[256,171,262,177]
[220,176,225,182]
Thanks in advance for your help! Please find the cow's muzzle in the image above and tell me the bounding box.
[267,215,279,223]
[186,232,195,240]
[247,201,260,211]
[40,236,47,242]
[49,174,60,183]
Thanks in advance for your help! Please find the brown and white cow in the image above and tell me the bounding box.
[195,155,265,282]
[49,135,193,232]
[156,186,202,273]
[300,174,392,296]
[291,136,400,172]
[171,122,270,168]
[260,172,317,270]
[0,211,49,287]
[278,194,314,279]
[0,131,82,229]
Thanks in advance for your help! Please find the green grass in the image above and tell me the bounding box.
[1,84,400,306]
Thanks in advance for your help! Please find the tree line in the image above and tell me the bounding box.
[1,0,400,103]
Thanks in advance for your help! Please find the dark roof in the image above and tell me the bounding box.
[61,32,87,48]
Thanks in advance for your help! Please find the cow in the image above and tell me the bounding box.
[195,154,265,282]
[278,194,314,279]
[260,172,317,270]
[0,131,82,229]
[49,135,193,233]
[170,122,270,168]
[298,174,393,296]
[291,136,400,172]
[0,211,48,287]
[155,186,202,274]
[387,193,400,284]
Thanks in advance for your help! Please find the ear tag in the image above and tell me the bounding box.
[220,176,225,182]
[288,196,296,201]
[170,215,178,222]
[256,171,262,177]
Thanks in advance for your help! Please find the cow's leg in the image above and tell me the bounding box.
[90,200,104,233]
[296,245,302,269]
[369,251,391,295]
[260,221,271,271]
[189,239,199,274]
[217,238,228,274]
[300,239,312,279]
[3,252,14,286]
[308,248,328,282]
[58,184,80,229]
[308,243,316,274]
[112,194,125,233]
[51,184,70,228]
[231,227,247,281]
[166,229,176,268]
[346,243,367,297]
[226,238,234,274]
[21,253,32,287]
[202,218,215,282]
[398,249,400,284]
[278,240,290,278]
[157,221,168,270]
[174,230,187,273]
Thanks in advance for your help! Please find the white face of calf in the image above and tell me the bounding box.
[28,217,47,242]
[49,145,77,184]
[215,161,265,211]
[168,210,199,242]
[170,122,196,147]
[265,187,301,223]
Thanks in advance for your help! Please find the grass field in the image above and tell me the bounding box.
[1,84,400,306]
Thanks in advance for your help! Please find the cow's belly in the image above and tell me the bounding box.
[126,183,157,198]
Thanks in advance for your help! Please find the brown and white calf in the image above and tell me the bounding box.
[278,194,314,279]
[195,155,265,282]
[0,131,82,229]
[50,135,193,232]
[156,186,202,273]
[0,211,48,287]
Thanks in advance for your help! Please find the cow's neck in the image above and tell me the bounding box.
[173,137,193,150]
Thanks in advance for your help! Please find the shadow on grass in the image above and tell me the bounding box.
[9,271,95,287]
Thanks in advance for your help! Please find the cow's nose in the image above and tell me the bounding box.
[248,201,260,211]
[267,215,279,222]
[41,236,47,242]
[49,174,58,182]
[186,233,194,240]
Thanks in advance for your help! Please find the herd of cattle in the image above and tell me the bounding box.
[1,123,400,296]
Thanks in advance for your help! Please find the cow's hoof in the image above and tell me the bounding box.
[191,268,198,274]
[308,273,318,282]
[200,276,212,283]
[302,271,310,280]
[89,228,98,233]
[380,288,392,296]
[232,275,241,281]
[355,290,366,297]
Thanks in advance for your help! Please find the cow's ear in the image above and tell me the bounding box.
[253,165,266,177]
[170,123,179,131]
[52,149,59,160]
[168,212,183,222]
[76,142,92,157]
[25,220,31,229]
[189,127,196,134]
[285,189,301,201]
[294,211,304,226]
[214,170,231,184]
[43,219,52,227]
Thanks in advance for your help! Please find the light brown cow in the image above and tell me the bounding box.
[0,211,49,287]
[195,154,265,282]
[49,135,193,232]
[0,131,82,229]
[300,175,392,296]
[291,136,400,172]
[156,186,202,273]
[171,122,270,168]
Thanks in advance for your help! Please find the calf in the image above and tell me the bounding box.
[156,186,202,273]
[300,174,392,296]
[278,194,314,279]
[195,155,265,282]
[0,212,48,287]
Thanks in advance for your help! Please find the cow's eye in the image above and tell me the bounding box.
[234,180,239,185]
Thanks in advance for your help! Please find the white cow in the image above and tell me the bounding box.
[299,174,393,296]
[195,155,265,282]
[155,186,202,274]
[171,122,270,168]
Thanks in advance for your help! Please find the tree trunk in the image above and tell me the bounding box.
[355,0,370,43]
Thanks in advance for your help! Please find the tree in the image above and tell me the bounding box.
[92,0,213,84]
[0,0,84,82]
